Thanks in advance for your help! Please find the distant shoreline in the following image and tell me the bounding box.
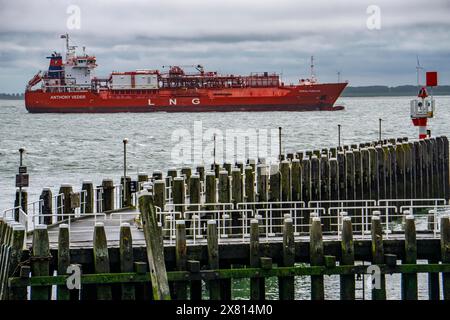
[2,85,450,100]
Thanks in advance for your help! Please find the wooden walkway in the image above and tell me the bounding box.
[25,209,441,249]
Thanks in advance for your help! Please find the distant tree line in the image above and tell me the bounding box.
[342,85,450,97]
[0,93,24,100]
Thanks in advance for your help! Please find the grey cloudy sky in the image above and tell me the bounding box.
[0,0,449,93]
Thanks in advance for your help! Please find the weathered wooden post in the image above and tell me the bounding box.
[57,224,70,300]
[250,218,264,300]
[302,157,311,204]
[404,142,414,199]
[436,137,445,199]
[93,222,112,300]
[354,149,362,201]
[231,168,243,206]
[368,147,378,200]
[207,220,220,300]
[310,217,324,300]
[279,217,295,300]
[58,184,73,221]
[120,176,132,207]
[244,165,255,204]
[382,145,392,199]
[395,143,406,203]
[119,222,135,300]
[329,158,338,233]
[320,155,330,231]
[153,170,163,181]
[223,162,232,175]
[414,141,423,198]
[101,179,114,212]
[175,220,187,300]
[39,188,52,225]
[257,164,268,203]
[371,214,386,300]
[14,189,27,222]
[291,159,301,202]
[137,172,149,190]
[340,217,355,300]
[196,165,205,182]
[6,224,25,300]
[181,166,192,194]
[310,155,320,204]
[205,172,217,211]
[31,225,50,300]
[153,180,166,211]
[375,146,386,200]
[269,164,282,233]
[441,215,450,300]
[361,148,371,200]
[337,152,346,200]
[219,170,232,235]
[172,177,186,216]
[139,194,171,300]
[81,181,94,214]
[232,168,243,234]
[187,174,201,235]
[402,215,417,300]
[442,136,450,200]
[280,160,292,202]
[345,151,355,220]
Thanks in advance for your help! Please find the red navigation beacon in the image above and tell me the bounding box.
[410,71,438,139]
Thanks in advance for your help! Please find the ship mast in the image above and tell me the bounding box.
[416,55,423,88]
[310,55,316,83]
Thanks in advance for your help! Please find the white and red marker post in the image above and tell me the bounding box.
[410,71,438,139]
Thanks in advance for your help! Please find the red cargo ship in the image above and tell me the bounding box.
[25,35,347,113]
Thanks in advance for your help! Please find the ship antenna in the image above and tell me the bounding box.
[60,33,69,52]
[310,55,316,82]
[416,55,423,88]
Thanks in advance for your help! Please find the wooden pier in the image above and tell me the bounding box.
[1,136,450,300]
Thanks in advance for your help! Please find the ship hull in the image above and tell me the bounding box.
[25,83,347,113]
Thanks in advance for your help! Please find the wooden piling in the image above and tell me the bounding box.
[302,158,311,208]
[320,155,330,230]
[310,156,320,203]
[280,160,292,202]
[371,214,386,299]
[57,224,70,300]
[205,172,217,211]
[310,217,324,300]
[14,189,27,222]
[279,218,295,300]
[175,220,187,300]
[231,168,243,205]
[119,222,135,300]
[340,217,355,300]
[30,225,50,300]
[441,216,450,300]
[153,180,166,211]
[102,179,114,212]
[395,143,405,201]
[244,166,255,203]
[173,177,186,215]
[402,215,417,300]
[291,159,301,202]
[413,141,423,199]
[368,147,378,200]
[361,148,370,200]
[6,225,25,300]
[207,220,220,300]
[337,152,346,200]
[93,222,112,300]
[120,176,132,207]
[257,164,268,202]
[196,165,205,182]
[81,181,94,214]
[39,188,52,225]
[250,219,264,300]
[138,194,171,300]
[354,149,362,201]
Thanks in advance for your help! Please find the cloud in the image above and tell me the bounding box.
[0,0,449,92]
